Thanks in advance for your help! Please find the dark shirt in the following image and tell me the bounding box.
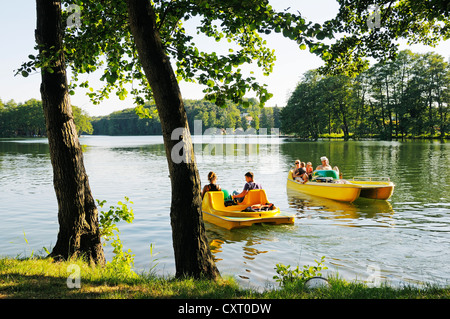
[243,182,262,191]
[207,183,220,191]
[294,167,306,176]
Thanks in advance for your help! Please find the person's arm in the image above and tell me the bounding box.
[232,184,249,199]
[302,173,308,183]
[233,189,248,198]
[201,185,208,198]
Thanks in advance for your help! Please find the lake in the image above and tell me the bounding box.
[1,135,449,290]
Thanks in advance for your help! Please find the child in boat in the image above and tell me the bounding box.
[306,162,313,179]
[202,171,221,198]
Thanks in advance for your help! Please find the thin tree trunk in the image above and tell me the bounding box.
[340,103,350,141]
[127,0,219,280]
[35,0,105,264]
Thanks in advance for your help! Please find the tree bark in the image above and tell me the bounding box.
[35,0,105,265]
[126,0,219,280]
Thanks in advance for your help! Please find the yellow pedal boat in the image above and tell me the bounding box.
[287,170,394,202]
[202,189,295,230]
[349,178,395,200]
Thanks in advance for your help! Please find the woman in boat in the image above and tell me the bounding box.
[293,161,308,183]
[232,172,262,202]
[202,171,221,198]
[292,160,301,176]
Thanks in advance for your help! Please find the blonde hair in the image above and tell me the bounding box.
[208,171,217,182]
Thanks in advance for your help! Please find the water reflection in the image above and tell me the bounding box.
[287,189,395,226]
[0,138,49,156]
[2,137,450,289]
[205,221,297,284]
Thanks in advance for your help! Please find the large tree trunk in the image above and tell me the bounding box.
[35,0,105,265]
[127,0,219,280]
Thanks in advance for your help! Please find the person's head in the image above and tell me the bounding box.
[320,156,329,165]
[208,171,217,183]
[300,162,306,167]
[306,162,312,167]
[245,171,254,182]
[295,160,301,167]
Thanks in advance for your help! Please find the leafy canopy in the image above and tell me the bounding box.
[18,0,450,111]
[20,0,334,112]
[320,0,450,75]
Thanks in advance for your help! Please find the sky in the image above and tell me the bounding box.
[1,1,449,117]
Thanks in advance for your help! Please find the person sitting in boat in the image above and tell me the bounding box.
[316,156,340,174]
[316,156,332,170]
[202,171,221,198]
[293,161,308,183]
[232,171,262,203]
[292,159,302,175]
[306,162,314,180]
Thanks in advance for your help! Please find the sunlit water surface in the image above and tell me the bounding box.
[1,136,449,290]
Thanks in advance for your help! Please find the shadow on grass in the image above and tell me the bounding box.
[0,271,249,299]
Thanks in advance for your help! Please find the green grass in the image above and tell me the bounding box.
[1,257,449,299]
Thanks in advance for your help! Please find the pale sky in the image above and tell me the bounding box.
[0,1,449,117]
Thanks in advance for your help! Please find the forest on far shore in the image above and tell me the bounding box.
[281,50,449,140]
[0,98,281,138]
[1,50,448,140]
[0,98,93,137]
[90,98,281,136]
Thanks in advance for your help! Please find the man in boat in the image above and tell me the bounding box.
[231,172,262,203]
[316,156,332,170]
[316,156,340,174]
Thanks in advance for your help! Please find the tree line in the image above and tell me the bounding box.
[0,98,93,137]
[92,98,282,135]
[1,97,282,137]
[281,50,450,140]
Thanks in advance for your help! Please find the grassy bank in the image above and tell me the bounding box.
[1,257,449,300]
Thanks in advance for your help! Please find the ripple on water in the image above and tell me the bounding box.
[1,137,450,288]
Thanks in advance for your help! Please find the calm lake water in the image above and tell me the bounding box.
[1,135,449,290]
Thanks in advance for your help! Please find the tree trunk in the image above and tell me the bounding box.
[340,103,350,141]
[35,0,105,265]
[126,0,219,280]
[385,77,393,140]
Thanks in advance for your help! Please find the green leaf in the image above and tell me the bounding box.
[316,31,326,40]
[282,28,291,38]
